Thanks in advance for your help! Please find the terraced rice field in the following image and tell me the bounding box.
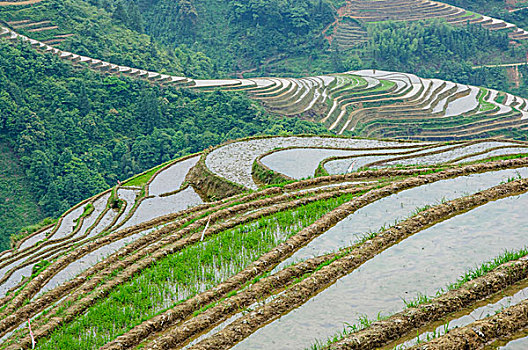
[321,0,528,50]
[330,0,528,49]
[2,2,528,348]
[0,135,527,349]
[2,23,528,140]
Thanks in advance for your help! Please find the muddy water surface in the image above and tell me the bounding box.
[276,167,528,271]
[323,145,453,174]
[73,193,110,239]
[455,148,528,164]
[35,227,156,298]
[381,142,516,167]
[496,334,528,349]
[121,187,202,229]
[113,188,140,228]
[392,282,528,349]
[52,206,84,240]
[234,180,528,349]
[261,148,416,179]
[17,227,52,251]
[148,156,199,196]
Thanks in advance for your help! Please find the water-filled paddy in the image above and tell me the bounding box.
[234,180,528,349]
[277,167,528,270]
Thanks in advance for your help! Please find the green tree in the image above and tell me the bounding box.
[113,1,129,25]
[137,90,162,132]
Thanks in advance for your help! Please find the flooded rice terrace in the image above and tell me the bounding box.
[233,170,528,349]
[277,167,528,270]
[392,282,528,349]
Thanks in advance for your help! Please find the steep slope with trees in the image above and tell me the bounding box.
[0,41,329,247]
[0,0,214,77]
[0,140,43,250]
[135,0,336,75]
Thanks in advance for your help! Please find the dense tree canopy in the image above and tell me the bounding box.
[134,0,335,74]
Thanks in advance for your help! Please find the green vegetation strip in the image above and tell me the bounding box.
[0,181,372,339]
[478,88,496,112]
[30,193,362,350]
[6,159,528,348]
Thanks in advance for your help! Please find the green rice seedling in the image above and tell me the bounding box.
[500,171,523,185]
[307,313,388,350]
[358,314,372,329]
[121,162,167,188]
[34,192,363,349]
[401,293,431,309]
[31,260,50,278]
[443,320,450,335]
[447,248,528,291]
[10,217,56,248]
[478,88,495,112]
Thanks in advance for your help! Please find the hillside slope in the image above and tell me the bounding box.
[4,25,527,141]
[1,2,528,349]
[0,140,43,251]
[135,0,336,75]
[0,135,527,349]
[0,0,214,77]
[0,39,329,247]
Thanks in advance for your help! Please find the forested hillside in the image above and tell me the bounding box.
[135,0,336,75]
[4,0,527,92]
[0,41,328,249]
[0,0,214,77]
[2,1,528,349]
[0,141,42,250]
[128,0,528,95]
[337,20,517,87]
[442,0,528,29]
[2,0,528,246]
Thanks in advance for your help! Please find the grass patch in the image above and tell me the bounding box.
[472,153,528,164]
[447,248,528,291]
[478,88,496,112]
[82,203,94,217]
[121,163,167,188]
[10,217,56,249]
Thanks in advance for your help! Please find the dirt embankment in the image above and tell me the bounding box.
[186,153,247,201]
[5,184,371,348]
[97,164,514,350]
[409,298,528,350]
[1,177,372,340]
[7,157,528,348]
[183,178,528,350]
[330,258,528,349]
[104,254,336,350]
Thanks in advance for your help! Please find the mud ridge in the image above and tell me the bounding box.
[3,185,372,347]
[409,299,528,349]
[184,178,528,350]
[329,258,528,349]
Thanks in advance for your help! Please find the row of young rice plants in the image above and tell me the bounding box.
[307,248,528,350]
[30,191,367,349]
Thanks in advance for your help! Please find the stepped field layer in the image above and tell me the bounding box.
[325,0,528,50]
[1,2,528,349]
[0,135,527,349]
[1,24,527,141]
